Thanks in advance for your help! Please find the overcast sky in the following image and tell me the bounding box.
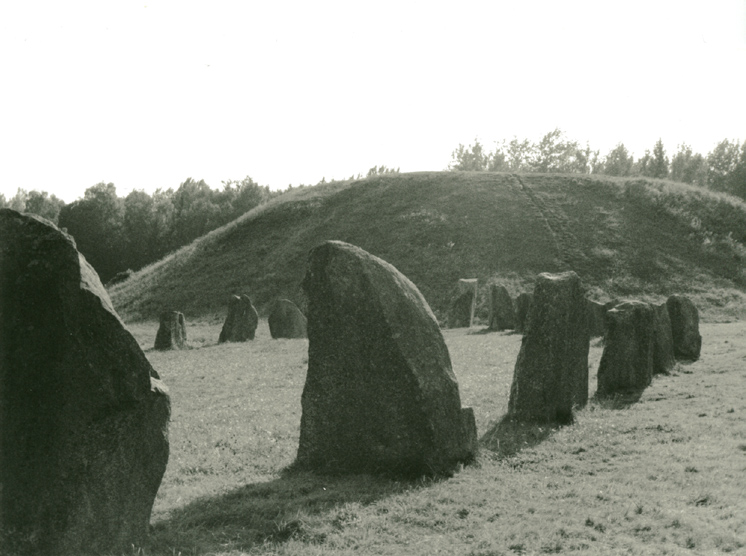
[1,1,745,203]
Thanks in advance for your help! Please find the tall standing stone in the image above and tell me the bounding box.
[218,294,258,342]
[652,303,676,375]
[297,241,477,476]
[268,298,308,339]
[0,209,170,556]
[447,278,477,328]
[507,272,590,423]
[488,284,516,331]
[514,292,533,334]
[666,295,702,361]
[154,310,187,350]
[596,301,655,396]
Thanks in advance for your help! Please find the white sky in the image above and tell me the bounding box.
[1,1,745,203]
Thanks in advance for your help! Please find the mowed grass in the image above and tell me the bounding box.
[121,320,746,556]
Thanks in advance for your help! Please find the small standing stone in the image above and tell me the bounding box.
[507,271,590,423]
[514,292,533,334]
[596,301,655,396]
[218,294,259,342]
[448,278,477,328]
[154,310,187,350]
[297,241,477,476]
[268,298,308,339]
[488,284,516,331]
[652,303,676,375]
[666,295,702,361]
[587,299,607,338]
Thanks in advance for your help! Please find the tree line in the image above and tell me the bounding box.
[0,177,274,283]
[448,129,746,199]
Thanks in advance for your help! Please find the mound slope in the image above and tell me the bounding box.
[109,172,746,322]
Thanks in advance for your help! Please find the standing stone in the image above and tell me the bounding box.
[488,284,516,331]
[268,298,307,339]
[666,295,702,361]
[0,209,170,556]
[596,301,655,396]
[587,299,607,338]
[514,292,533,334]
[297,241,477,476]
[218,294,258,342]
[652,303,676,375]
[154,310,187,350]
[507,272,590,423]
[447,278,477,328]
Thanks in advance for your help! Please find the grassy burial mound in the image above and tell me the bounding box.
[109,172,746,323]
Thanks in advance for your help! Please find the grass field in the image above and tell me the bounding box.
[120,319,746,556]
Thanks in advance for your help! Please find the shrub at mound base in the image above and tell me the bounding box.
[218,294,259,342]
[154,310,187,350]
[268,298,308,339]
[666,295,702,361]
[507,271,590,424]
[596,301,655,396]
[488,284,516,331]
[0,209,170,556]
[296,240,477,477]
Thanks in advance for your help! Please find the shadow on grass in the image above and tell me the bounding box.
[479,414,562,459]
[146,470,423,555]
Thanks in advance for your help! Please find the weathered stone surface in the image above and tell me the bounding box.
[268,298,307,339]
[653,303,676,375]
[507,272,590,423]
[514,292,533,334]
[447,278,477,328]
[154,310,187,350]
[596,301,655,396]
[666,295,702,361]
[218,294,258,342]
[297,241,477,476]
[488,284,516,331]
[587,299,607,338]
[0,209,170,556]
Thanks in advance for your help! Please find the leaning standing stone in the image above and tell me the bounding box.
[666,295,702,361]
[488,284,516,331]
[297,241,477,476]
[652,303,676,374]
[596,301,655,396]
[218,294,259,342]
[154,310,187,350]
[447,278,477,328]
[0,209,170,556]
[507,271,590,423]
[268,298,308,339]
[514,292,533,334]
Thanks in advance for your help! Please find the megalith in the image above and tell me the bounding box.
[0,209,170,556]
[268,298,308,339]
[218,294,258,342]
[488,284,516,331]
[596,301,655,396]
[587,299,607,338]
[652,302,676,375]
[297,241,477,476]
[507,271,590,423]
[447,278,477,328]
[666,295,702,361]
[514,292,533,334]
[154,310,187,350]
